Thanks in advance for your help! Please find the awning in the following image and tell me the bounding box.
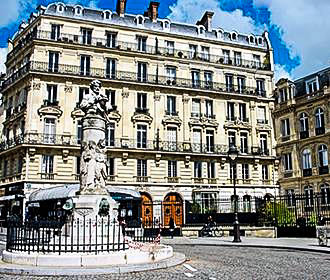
[0,195,16,202]
[107,186,141,201]
[29,184,79,202]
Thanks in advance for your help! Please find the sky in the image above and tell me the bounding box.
[0,0,329,81]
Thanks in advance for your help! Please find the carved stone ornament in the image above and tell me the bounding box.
[162,115,182,128]
[38,106,63,120]
[71,107,84,121]
[107,110,121,124]
[131,113,153,128]
[64,85,73,93]
[154,95,161,101]
[33,83,41,90]
[75,208,93,217]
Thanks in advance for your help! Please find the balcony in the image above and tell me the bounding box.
[260,148,270,156]
[136,176,149,182]
[204,114,216,119]
[283,171,293,178]
[135,107,149,114]
[319,166,329,175]
[193,177,204,184]
[165,110,178,116]
[191,112,202,118]
[257,119,268,124]
[303,168,312,177]
[107,175,116,182]
[167,177,180,183]
[239,117,249,123]
[226,116,236,122]
[43,99,59,106]
[208,178,217,184]
[315,127,325,136]
[300,130,309,139]
[39,173,56,180]
[281,135,291,142]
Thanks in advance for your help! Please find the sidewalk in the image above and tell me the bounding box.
[162,236,330,254]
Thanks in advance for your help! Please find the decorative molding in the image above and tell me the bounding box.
[38,105,63,120]
[28,148,36,161]
[107,110,121,124]
[62,149,69,162]
[155,154,161,167]
[64,85,73,93]
[122,152,128,166]
[185,155,190,168]
[162,115,182,128]
[131,113,153,128]
[71,107,84,122]
[33,83,41,90]
[122,88,129,98]
[154,95,161,101]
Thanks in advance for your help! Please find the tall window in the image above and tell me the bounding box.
[302,149,312,176]
[81,28,92,45]
[207,162,215,178]
[256,79,265,96]
[17,156,23,174]
[234,51,241,66]
[137,36,147,52]
[242,164,249,180]
[262,165,269,180]
[48,52,59,72]
[304,186,314,207]
[77,120,82,144]
[106,58,116,79]
[204,72,213,88]
[253,54,261,68]
[237,76,245,93]
[46,84,58,104]
[137,125,147,148]
[166,67,176,84]
[51,24,61,40]
[243,195,251,212]
[282,153,292,172]
[105,89,116,108]
[165,41,174,55]
[225,74,234,92]
[228,131,236,148]
[230,163,237,180]
[315,108,325,135]
[191,71,200,88]
[80,55,90,76]
[240,132,248,154]
[306,78,318,93]
[105,123,115,146]
[194,161,202,178]
[257,106,266,124]
[137,62,147,82]
[222,49,230,64]
[192,129,201,152]
[167,127,177,151]
[76,156,81,176]
[137,159,147,177]
[3,160,8,177]
[167,96,176,115]
[43,118,56,144]
[107,158,114,176]
[280,118,290,137]
[189,44,197,59]
[299,112,309,139]
[205,100,213,118]
[318,144,328,175]
[106,32,117,48]
[206,130,214,153]
[320,184,330,205]
[168,160,177,177]
[201,46,210,61]
[227,102,235,121]
[137,92,147,110]
[191,99,201,117]
[239,103,247,121]
[260,134,268,155]
[41,155,54,174]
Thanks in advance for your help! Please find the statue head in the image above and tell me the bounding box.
[90,80,102,95]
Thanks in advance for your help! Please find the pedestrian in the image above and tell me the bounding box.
[169,217,175,239]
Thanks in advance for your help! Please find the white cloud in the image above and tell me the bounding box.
[0,0,20,27]
[0,48,7,74]
[266,0,330,78]
[274,64,292,83]
[168,0,261,34]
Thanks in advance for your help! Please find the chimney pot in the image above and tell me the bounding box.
[116,0,127,17]
[196,11,214,32]
[148,1,160,22]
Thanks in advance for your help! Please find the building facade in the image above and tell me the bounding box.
[0,1,278,225]
[274,67,330,200]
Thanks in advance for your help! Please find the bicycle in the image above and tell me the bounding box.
[200,223,224,237]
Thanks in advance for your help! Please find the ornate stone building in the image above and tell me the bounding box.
[273,67,330,198]
[0,1,278,224]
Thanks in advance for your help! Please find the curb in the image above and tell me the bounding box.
[0,253,186,276]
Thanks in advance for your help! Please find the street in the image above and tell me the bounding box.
[0,243,329,279]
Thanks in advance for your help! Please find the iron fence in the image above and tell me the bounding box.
[6,216,160,255]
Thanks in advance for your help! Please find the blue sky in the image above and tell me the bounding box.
[0,0,329,80]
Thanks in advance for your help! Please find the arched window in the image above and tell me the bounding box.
[304,186,313,207]
[74,5,83,15]
[302,149,312,170]
[318,144,329,175]
[299,112,309,139]
[103,11,112,20]
[249,35,255,44]
[198,26,206,35]
[243,195,251,212]
[315,107,325,135]
[231,32,237,41]
[57,4,65,13]
[258,37,263,45]
[135,15,145,26]
[162,20,170,30]
[320,184,330,205]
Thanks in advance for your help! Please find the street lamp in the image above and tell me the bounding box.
[228,145,241,243]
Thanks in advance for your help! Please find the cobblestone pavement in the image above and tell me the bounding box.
[0,244,330,279]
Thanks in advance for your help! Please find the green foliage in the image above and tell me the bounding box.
[259,201,296,226]
[190,202,201,214]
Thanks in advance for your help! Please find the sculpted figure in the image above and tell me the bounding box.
[95,139,107,189]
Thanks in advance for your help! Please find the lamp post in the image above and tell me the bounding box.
[228,145,241,243]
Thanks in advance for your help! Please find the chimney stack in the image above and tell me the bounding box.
[116,0,127,17]
[147,1,159,22]
[196,11,214,32]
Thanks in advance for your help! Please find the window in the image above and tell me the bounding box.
[189,45,197,59]
[106,58,116,79]
[137,92,147,110]
[242,164,249,180]
[168,160,177,177]
[137,159,147,177]
[105,123,115,146]
[237,76,245,93]
[279,88,288,103]
[191,99,201,117]
[282,153,292,172]
[306,78,318,93]
[286,189,295,207]
[43,118,56,144]
[77,120,82,144]
[227,102,235,121]
[222,50,230,64]
[240,132,248,154]
[137,62,147,82]
[225,74,234,92]
[51,24,61,40]
[230,163,237,180]
[302,149,312,176]
[75,6,82,15]
[256,79,265,96]
[3,160,8,177]
[253,54,261,68]
[41,155,54,174]
[104,11,111,20]
[315,108,325,135]
[192,129,201,152]
[48,52,59,72]
[106,32,117,48]
[167,96,176,115]
[280,118,290,137]
[207,162,215,179]
[165,41,174,55]
[80,55,90,76]
[204,72,213,89]
[166,67,176,84]
[137,125,147,148]
[262,165,268,180]
[299,112,309,139]
[260,134,268,155]
[46,84,58,104]
[318,145,328,175]
[304,186,314,207]
[137,36,147,52]
[243,195,251,212]
[194,161,202,178]
[234,52,241,66]
[107,158,114,176]
[76,156,81,175]
[191,71,200,88]
[228,131,236,148]
[239,103,247,122]
[197,192,217,213]
[205,100,213,118]
[320,184,330,205]
[17,156,23,174]
[201,46,210,61]
[78,87,89,104]
[167,127,177,151]
[105,89,116,108]
[81,28,92,45]
[206,130,214,153]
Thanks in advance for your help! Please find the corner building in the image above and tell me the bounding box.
[274,68,330,198]
[0,1,278,225]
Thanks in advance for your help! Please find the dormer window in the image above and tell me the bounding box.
[249,35,255,44]
[162,20,170,30]
[57,4,64,13]
[306,77,319,93]
[136,15,145,26]
[231,32,238,41]
[198,26,206,35]
[216,29,224,39]
[104,11,112,20]
[258,37,263,45]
